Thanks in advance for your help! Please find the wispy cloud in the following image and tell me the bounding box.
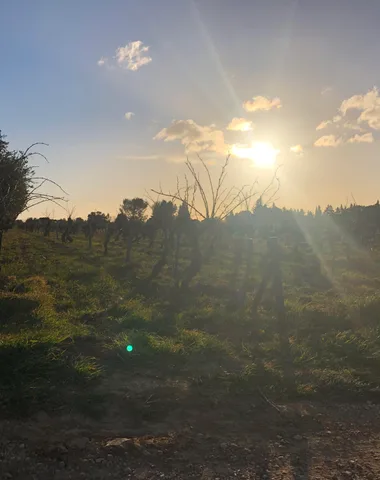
[314,135,342,147]
[347,132,374,144]
[290,145,303,155]
[243,95,282,112]
[321,86,333,95]
[226,117,253,131]
[316,120,332,131]
[154,119,227,154]
[125,112,135,120]
[116,154,184,164]
[98,40,152,71]
[343,122,365,132]
[117,154,161,161]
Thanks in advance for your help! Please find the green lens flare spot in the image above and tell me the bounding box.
[126,345,133,352]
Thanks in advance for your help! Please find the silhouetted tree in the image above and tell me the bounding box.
[148,201,177,280]
[0,131,65,265]
[86,211,109,249]
[119,198,148,262]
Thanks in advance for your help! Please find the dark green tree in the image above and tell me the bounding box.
[119,198,148,262]
[0,131,65,263]
[120,198,148,221]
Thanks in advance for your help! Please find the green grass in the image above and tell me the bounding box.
[2,228,380,419]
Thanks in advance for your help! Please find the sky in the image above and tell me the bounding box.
[2,0,380,218]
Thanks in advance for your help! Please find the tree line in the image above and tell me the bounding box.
[2,129,380,290]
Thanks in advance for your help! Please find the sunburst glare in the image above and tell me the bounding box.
[232,141,280,168]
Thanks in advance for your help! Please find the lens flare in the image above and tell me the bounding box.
[126,345,133,352]
[232,141,279,168]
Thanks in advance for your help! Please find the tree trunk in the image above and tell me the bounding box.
[0,231,3,271]
[88,224,93,249]
[173,232,182,285]
[149,239,170,281]
[126,236,133,263]
[204,234,217,263]
[236,237,254,309]
[181,234,202,290]
[104,226,111,255]
[231,237,243,285]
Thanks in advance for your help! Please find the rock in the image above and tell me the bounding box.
[106,438,133,448]
[294,434,303,441]
[68,437,89,450]
[4,474,13,479]
[96,458,104,463]
[58,461,65,469]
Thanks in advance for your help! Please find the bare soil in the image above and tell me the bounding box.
[1,395,380,479]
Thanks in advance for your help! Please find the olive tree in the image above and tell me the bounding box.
[0,131,65,264]
[118,198,148,262]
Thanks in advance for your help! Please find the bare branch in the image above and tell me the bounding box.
[32,177,69,196]
[196,154,215,215]
[22,142,49,161]
[214,154,230,209]
[185,158,210,217]
[151,188,206,219]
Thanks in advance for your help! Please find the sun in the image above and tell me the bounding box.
[232,141,279,168]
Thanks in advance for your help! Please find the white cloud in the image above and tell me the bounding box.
[98,40,152,71]
[243,95,282,112]
[125,112,135,120]
[316,120,332,131]
[154,119,228,154]
[340,87,380,115]
[226,117,253,131]
[358,107,380,130]
[314,135,342,147]
[347,132,374,144]
[290,145,303,155]
[338,87,380,130]
[333,115,342,123]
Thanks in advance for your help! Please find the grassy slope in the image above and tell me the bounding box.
[1,228,380,420]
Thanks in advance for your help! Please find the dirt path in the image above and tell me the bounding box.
[1,401,380,479]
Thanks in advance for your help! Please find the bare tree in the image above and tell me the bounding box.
[150,154,280,289]
[152,155,280,220]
